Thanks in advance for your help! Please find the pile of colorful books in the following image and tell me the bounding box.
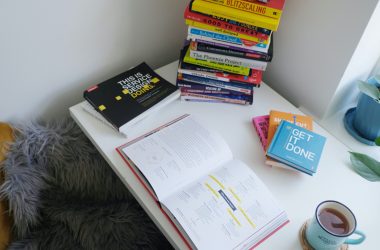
[177,0,286,105]
[252,110,326,176]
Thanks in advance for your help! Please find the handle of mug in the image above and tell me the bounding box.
[344,230,366,245]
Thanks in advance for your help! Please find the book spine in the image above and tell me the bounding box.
[177,77,253,95]
[191,0,280,31]
[184,5,270,40]
[187,27,269,53]
[179,83,251,96]
[181,95,224,103]
[188,26,268,49]
[181,88,248,97]
[178,65,262,85]
[190,49,268,70]
[202,0,283,19]
[185,19,267,44]
[193,41,272,62]
[183,45,251,76]
[181,92,252,105]
[252,115,269,151]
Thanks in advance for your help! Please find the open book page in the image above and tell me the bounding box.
[161,159,287,250]
[120,115,233,201]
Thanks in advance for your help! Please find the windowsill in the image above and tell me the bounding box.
[317,108,380,160]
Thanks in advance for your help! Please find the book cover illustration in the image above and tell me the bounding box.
[267,120,327,175]
[83,62,179,132]
[252,115,269,151]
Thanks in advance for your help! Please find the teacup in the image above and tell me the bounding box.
[305,200,365,250]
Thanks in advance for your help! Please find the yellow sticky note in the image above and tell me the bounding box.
[122,89,129,94]
[99,105,106,111]
[151,77,160,83]
[115,96,122,101]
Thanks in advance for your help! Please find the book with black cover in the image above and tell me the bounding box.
[83,62,180,135]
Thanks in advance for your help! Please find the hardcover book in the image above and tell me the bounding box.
[265,110,313,170]
[191,0,281,31]
[117,114,289,250]
[184,4,270,40]
[83,62,180,135]
[266,120,326,175]
[187,26,270,54]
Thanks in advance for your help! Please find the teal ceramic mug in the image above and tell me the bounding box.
[305,200,365,250]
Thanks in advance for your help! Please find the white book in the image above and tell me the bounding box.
[117,114,288,250]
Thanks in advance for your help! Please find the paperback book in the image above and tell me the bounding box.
[202,0,286,19]
[187,26,270,53]
[266,120,327,175]
[117,114,289,250]
[184,4,270,40]
[83,62,180,135]
[191,40,273,62]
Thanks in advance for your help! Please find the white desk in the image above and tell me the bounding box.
[70,61,379,250]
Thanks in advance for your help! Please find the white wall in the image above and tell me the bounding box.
[0,0,188,122]
[263,0,380,119]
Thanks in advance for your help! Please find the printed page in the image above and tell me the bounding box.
[121,115,233,201]
[161,159,285,250]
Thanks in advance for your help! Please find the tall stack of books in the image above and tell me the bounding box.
[177,0,286,105]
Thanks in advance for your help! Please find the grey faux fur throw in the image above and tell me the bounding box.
[0,117,172,250]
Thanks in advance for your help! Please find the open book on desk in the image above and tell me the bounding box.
[116,114,288,250]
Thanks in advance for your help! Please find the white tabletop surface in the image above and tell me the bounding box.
[70,61,379,250]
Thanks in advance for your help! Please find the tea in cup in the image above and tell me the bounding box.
[305,200,365,250]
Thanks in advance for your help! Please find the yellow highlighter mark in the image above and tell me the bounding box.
[228,187,241,203]
[98,105,106,111]
[150,77,160,83]
[227,208,241,226]
[115,95,122,101]
[205,183,219,198]
[238,206,256,228]
[122,89,129,95]
[209,175,225,190]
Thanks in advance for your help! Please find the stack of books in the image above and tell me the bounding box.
[252,110,327,175]
[177,0,286,105]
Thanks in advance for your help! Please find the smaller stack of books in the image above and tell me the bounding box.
[252,110,326,175]
[177,0,286,105]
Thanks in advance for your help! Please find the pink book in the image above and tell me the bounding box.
[252,115,269,151]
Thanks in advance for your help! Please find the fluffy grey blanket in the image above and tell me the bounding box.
[0,118,172,250]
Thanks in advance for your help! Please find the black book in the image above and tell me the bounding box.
[83,62,180,135]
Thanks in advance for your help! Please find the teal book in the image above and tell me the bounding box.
[266,120,326,175]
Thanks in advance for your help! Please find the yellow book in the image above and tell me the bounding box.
[192,0,280,31]
[183,46,250,76]
[185,19,268,44]
[203,0,284,20]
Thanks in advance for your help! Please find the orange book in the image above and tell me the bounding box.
[265,110,313,170]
